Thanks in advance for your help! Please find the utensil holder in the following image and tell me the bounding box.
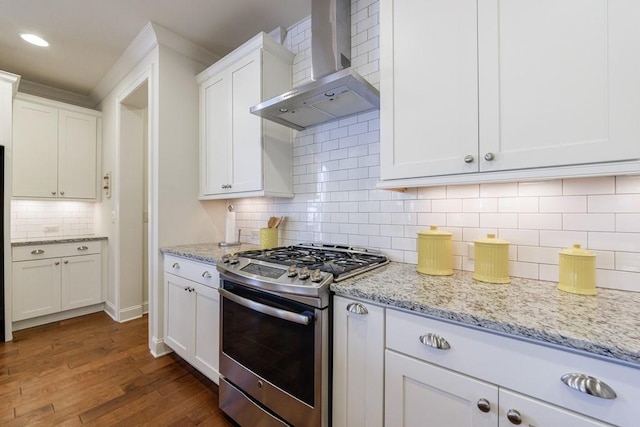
[260,228,278,249]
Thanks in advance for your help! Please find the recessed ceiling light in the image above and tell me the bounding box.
[20,33,49,47]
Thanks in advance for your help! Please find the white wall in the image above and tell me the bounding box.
[233,0,640,293]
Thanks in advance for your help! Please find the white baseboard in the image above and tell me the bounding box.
[150,335,172,358]
[12,304,105,331]
[104,300,117,321]
[119,304,143,323]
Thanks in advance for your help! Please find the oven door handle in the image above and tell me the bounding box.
[219,288,313,326]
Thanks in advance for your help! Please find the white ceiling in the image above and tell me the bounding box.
[0,0,310,100]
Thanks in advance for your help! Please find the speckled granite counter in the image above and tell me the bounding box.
[332,262,640,366]
[11,235,108,247]
[160,243,258,264]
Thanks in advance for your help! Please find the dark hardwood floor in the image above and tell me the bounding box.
[0,312,235,426]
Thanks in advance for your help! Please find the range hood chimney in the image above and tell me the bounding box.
[250,0,380,131]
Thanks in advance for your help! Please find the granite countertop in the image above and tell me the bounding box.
[332,262,640,366]
[11,235,108,247]
[161,243,259,264]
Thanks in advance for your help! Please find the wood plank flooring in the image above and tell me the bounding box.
[0,312,236,426]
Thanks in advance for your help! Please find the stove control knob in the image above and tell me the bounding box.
[228,254,239,265]
[298,266,310,280]
[221,254,230,263]
[310,269,323,283]
[287,265,298,277]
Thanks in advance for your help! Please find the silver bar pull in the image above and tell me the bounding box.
[31,249,45,255]
[419,333,451,350]
[202,271,212,279]
[346,302,368,314]
[560,373,617,399]
[219,288,312,326]
[77,245,89,251]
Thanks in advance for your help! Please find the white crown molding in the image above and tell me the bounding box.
[17,80,96,108]
[91,21,220,104]
[0,71,21,97]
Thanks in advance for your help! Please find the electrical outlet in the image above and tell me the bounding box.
[44,225,60,232]
[467,243,475,260]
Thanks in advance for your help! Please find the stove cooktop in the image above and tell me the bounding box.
[238,243,389,281]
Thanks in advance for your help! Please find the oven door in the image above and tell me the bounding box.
[219,280,328,427]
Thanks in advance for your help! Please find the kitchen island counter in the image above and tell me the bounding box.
[332,262,640,366]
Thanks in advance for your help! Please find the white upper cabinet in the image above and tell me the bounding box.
[380,0,640,186]
[197,32,295,199]
[13,94,101,200]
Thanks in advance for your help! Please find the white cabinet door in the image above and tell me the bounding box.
[58,109,97,199]
[332,297,384,427]
[478,0,640,172]
[61,254,102,311]
[380,0,479,180]
[165,273,195,358]
[498,389,613,427]
[228,50,263,194]
[12,259,62,321]
[12,99,59,197]
[385,350,498,427]
[201,71,229,196]
[193,280,220,384]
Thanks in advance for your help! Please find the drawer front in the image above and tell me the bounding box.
[163,255,219,288]
[13,241,102,261]
[386,309,640,426]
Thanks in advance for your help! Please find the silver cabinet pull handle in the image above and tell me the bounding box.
[346,302,368,314]
[476,398,491,413]
[484,152,495,161]
[464,155,474,163]
[560,373,617,399]
[51,191,56,196]
[60,191,65,196]
[64,260,69,264]
[419,333,451,350]
[77,245,89,251]
[202,271,212,279]
[172,262,180,269]
[506,409,522,425]
[31,249,45,255]
[54,261,60,265]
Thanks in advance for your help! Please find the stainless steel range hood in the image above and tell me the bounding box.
[250,0,380,131]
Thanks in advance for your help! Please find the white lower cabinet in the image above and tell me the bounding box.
[385,350,497,427]
[332,296,384,427]
[12,241,103,322]
[163,255,220,383]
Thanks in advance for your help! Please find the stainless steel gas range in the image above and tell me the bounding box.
[216,243,388,427]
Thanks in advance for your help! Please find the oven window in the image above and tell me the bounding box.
[221,283,316,406]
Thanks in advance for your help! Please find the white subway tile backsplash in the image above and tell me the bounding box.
[589,232,640,252]
[588,194,640,213]
[616,176,640,194]
[228,8,640,292]
[616,214,640,232]
[518,213,562,230]
[518,180,562,196]
[615,252,640,272]
[11,200,95,239]
[563,214,615,232]
[563,177,615,195]
[539,196,587,213]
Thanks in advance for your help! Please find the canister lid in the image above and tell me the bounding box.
[474,233,510,245]
[418,225,452,236]
[560,243,595,257]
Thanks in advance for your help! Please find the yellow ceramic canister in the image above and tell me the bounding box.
[417,226,453,276]
[473,233,510,284]
[558,244,597,295]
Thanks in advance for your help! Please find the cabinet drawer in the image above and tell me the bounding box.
[13,241,102,261]
[164,255,219,288]
[386,309,640,426]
